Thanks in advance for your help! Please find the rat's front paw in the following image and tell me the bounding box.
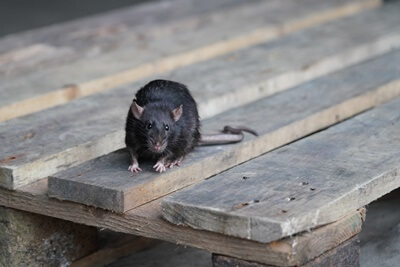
[165,157,183,169]
[153,161,166,173]
[128,164,142,173]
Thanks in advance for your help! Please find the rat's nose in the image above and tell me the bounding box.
[154,142,162,151]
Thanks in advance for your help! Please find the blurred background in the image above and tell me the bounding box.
[0,0,153,37]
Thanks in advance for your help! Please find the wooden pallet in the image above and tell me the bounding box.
[48,50,400,212]
[1,0,390,190]
[1,0,400,266]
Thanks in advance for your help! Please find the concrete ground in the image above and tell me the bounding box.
[1,1,399,266]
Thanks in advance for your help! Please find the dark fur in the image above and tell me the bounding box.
[125,80,201,163]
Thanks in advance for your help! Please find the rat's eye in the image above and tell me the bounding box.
[165,124,169,131]
[147,123,152,129]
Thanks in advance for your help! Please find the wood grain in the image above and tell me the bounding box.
[2,4,400,190]
[0,0,246,76]
[0,178,365,266]
[0,0,381,122]
[162,98,400,243]
[47,50,400,212]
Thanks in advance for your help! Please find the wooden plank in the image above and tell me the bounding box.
[0,179,365,266]
[161,97,400,243]
[212,236,360,267]
[0,0,379,89]
[2,5,400,190]
[0,0,381,122]
[0,0,246,76]
[48,50,400,212]
[303,236,360,267]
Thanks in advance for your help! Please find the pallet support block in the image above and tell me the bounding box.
[212,236,360,267]
[0,206,98,266]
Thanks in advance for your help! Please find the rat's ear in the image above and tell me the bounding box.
[131,101,144,120]
[172,104,183,122]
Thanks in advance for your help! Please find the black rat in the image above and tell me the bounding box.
[125,79,257,173]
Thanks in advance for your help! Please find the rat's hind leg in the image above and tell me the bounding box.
[128,148,142,173]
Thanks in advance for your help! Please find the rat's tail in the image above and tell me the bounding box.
[198,126,258,146]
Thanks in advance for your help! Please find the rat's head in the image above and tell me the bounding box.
[131,101,182,154]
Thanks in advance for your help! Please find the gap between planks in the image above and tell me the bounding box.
[0,0,381,122]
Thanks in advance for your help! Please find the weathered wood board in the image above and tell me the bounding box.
[48,50,400,212]
[0,0,381,122]
[0,0,246,76]
[161,98,400,243]
[0,178,365,266]
[2,5,400,190]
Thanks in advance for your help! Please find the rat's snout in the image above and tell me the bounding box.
[154,141,162,152]
[149,138,167,153]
